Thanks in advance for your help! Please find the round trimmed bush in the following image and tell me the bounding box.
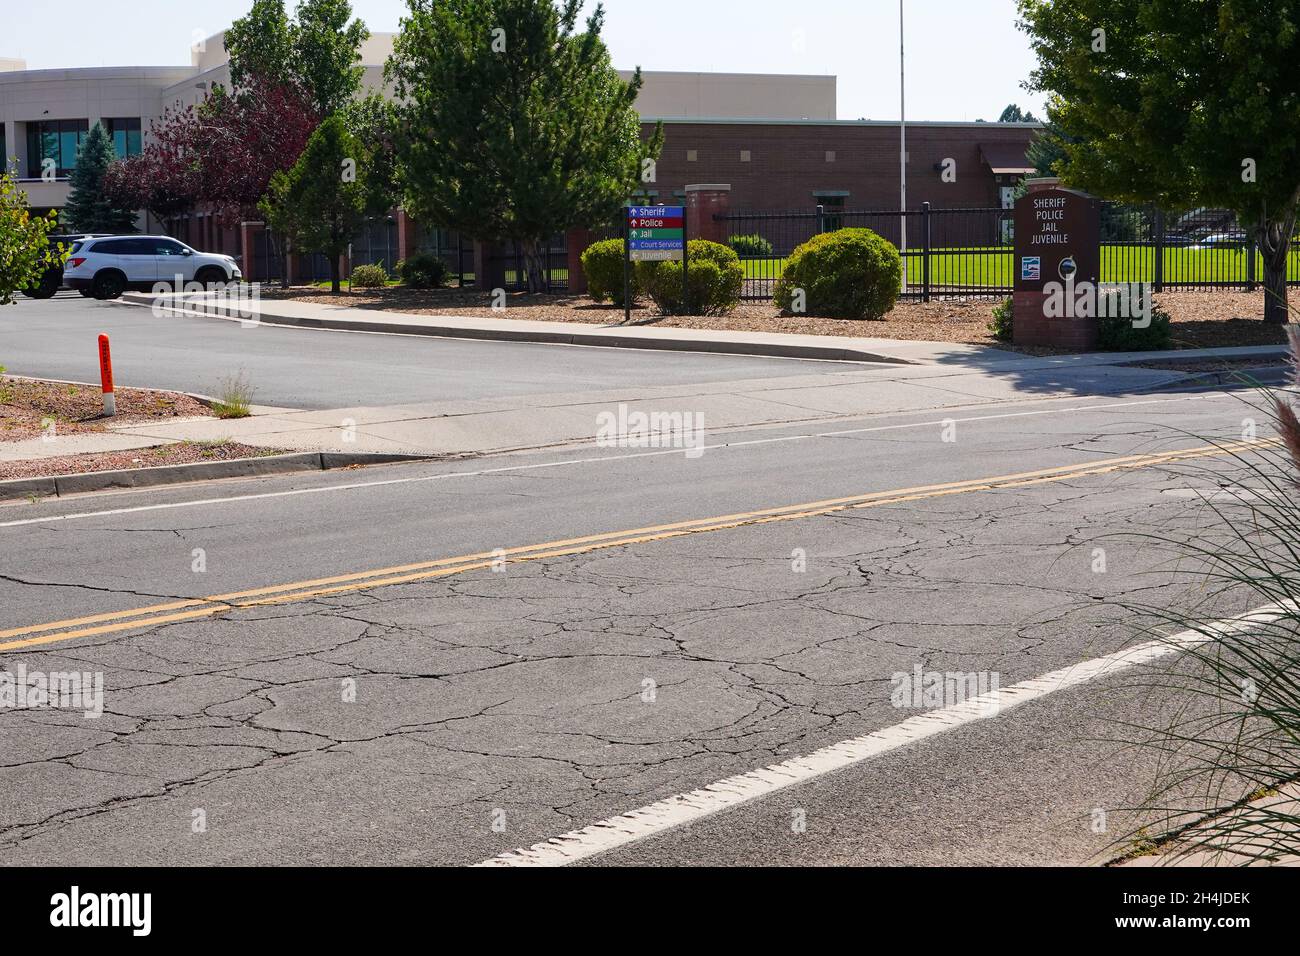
[350,263,389,288]
[774,228,902,320]
[397,251,449,289]
[635,239,743,316]
[727,233,774,258]
[580,238,639,305]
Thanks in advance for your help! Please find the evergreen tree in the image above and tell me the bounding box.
[64,123,137,234]
[260,116,369,293]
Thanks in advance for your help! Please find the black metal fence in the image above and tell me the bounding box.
[716,203,1300,302]
[487,234,570,293]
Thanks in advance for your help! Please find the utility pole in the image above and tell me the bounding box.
[899,0,908,291]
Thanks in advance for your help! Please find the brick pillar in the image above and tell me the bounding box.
[239,221,265,282]
[566,228,596,296]
[472,240,505,291]
[397,208,419,263]
[685,184,732,244]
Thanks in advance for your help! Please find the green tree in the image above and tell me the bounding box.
[63,123,138,234]
[223,0,294,93]
[260,116,369,293]
[387,0,663,293]
[225,0,369,116]
[340,92,399,216]
[1018,0,1300,324]
[0,171,61,306]
[998,103,1039,123]
[1025,117,1068,177]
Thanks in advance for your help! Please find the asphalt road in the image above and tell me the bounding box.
[0,293,847,409]
[0,382,1275,866]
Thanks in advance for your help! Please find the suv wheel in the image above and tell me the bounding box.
[27,278,60,300]
[92,272,126,300]
[195,266,227,290]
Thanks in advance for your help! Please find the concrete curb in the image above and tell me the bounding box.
[123,293,915,366]
[0,452,434,502]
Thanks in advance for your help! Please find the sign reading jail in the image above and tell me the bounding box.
[628,205,685,262]
[1013,187,1100,292]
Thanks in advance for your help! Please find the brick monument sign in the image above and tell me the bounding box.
[1012,178,1102,350]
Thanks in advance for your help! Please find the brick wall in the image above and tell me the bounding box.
[640,121,1037,212]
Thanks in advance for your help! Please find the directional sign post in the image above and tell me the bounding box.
[625,205,687,323]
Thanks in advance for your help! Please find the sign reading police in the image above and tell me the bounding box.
[1013,187,1100,292]
[628,206,685,262]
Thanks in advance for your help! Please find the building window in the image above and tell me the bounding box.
[103,118,143,158]
[825,150,836,163]
[25,119,88,178]
[740,150,751,163]
[686,149,698,162]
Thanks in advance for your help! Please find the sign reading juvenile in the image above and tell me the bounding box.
[1012,187,1100,292]
[628,206,685,262]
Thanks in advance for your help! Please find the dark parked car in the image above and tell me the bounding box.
[21,234,109,299]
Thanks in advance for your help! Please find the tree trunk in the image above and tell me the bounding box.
[278,235,290,291]
[522,239,548,295]
[1257,200,1298,325]
[329,254,341,295]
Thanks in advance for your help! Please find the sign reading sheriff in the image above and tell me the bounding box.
[1013,186,1100,292]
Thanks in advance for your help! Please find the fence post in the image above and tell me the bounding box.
[1153,207,1165,294]
[816,204,825,235]
[921,202,932,303]
[1247,232,1257,292]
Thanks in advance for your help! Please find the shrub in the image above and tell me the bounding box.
[773,228,902,320]
[1097,292,1172,351]
[634,239,743,316]
[727,233,773,258]
[580,238,639,305]
[350,263,389,289]
[397,251,449,289]
[989,298,1013,342]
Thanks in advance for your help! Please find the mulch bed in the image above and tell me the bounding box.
[263,286,1299,353]
[1,377,212,442]
[0,441,284,482]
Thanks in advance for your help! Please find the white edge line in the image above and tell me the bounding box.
[474,603,1292,867]
[0,393,1217,530]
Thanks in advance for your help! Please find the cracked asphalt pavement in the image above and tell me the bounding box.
[0,369,1270,865]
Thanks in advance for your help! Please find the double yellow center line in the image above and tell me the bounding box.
[0,438,1273,653]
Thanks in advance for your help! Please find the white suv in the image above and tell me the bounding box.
[64,235,243,300]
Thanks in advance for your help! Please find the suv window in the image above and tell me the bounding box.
[153,239,188,256]
[92,238,151,256]
[69,241,84,254]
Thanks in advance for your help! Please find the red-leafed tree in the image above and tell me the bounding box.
[195,79,321,227]
[103,103,206,223]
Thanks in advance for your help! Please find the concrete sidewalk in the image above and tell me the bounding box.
[125,289,1292,371]
[107,361,1203,457]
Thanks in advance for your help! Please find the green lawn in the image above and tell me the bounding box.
[739,246,1300,289]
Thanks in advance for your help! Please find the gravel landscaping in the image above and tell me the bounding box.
[0,376,212,442]
[264,286,1298,352]
[0,440,284,481]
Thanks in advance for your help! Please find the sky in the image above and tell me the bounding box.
[0,0,1045,123]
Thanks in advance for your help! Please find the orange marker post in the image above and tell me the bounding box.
[98,334,116,417]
